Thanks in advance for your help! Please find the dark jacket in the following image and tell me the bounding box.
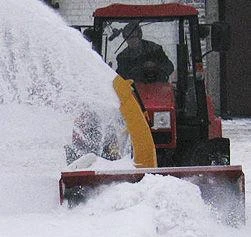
[116,40,174,82]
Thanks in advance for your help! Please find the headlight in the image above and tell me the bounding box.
[153,112,171,129]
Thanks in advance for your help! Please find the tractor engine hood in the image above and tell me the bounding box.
[135,82,175,112]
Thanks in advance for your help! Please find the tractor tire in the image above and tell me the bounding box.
[156,149,175,167]
[180,138,230,166]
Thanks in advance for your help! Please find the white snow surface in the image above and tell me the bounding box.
[0,1,250,237]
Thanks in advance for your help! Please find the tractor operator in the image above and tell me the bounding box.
[116,22,174,83]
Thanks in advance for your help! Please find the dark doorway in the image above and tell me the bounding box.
[219,0,251,116]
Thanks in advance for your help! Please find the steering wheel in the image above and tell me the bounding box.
[127,63,160,83]
[127,65,144,81]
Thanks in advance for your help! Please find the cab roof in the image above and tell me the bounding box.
[93,3,198,18]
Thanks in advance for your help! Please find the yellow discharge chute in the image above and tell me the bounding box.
[113,75,157,168]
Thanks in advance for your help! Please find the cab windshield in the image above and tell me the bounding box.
[95,18,201,117]
[101,19,179,83]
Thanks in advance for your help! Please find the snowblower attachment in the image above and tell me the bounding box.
[60,76,245,226]
[60,165,244,226]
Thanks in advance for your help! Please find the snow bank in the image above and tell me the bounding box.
[76,174,215,236]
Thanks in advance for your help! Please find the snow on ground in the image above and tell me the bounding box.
[0,1,250,237]
[223,119,251,234]
[0,106,250,237]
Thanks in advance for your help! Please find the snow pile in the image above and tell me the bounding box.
[77,174,220,236]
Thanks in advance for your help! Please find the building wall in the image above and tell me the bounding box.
[55,0,164,25]
[205,0,220,114]
[220,0,251,116]
[54,0,206,25]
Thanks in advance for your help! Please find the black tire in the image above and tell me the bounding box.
[180,138,230,166]
[156,149,176,167]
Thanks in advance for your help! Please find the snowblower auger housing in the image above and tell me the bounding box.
[60,3,245,225]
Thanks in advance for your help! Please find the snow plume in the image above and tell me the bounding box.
[0,0,129,162]
[0,0,118,111]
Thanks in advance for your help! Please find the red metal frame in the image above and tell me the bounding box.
[207,96,223,139]
[93,3,198,18]
[59,165,244,204]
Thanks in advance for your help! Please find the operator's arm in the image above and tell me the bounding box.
[116,53,130,79]
[153,44,174,78]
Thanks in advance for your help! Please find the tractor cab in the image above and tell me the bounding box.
[83,3,230,166]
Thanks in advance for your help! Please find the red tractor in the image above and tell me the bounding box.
[60,3,245,225]
[82,3,232,167]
